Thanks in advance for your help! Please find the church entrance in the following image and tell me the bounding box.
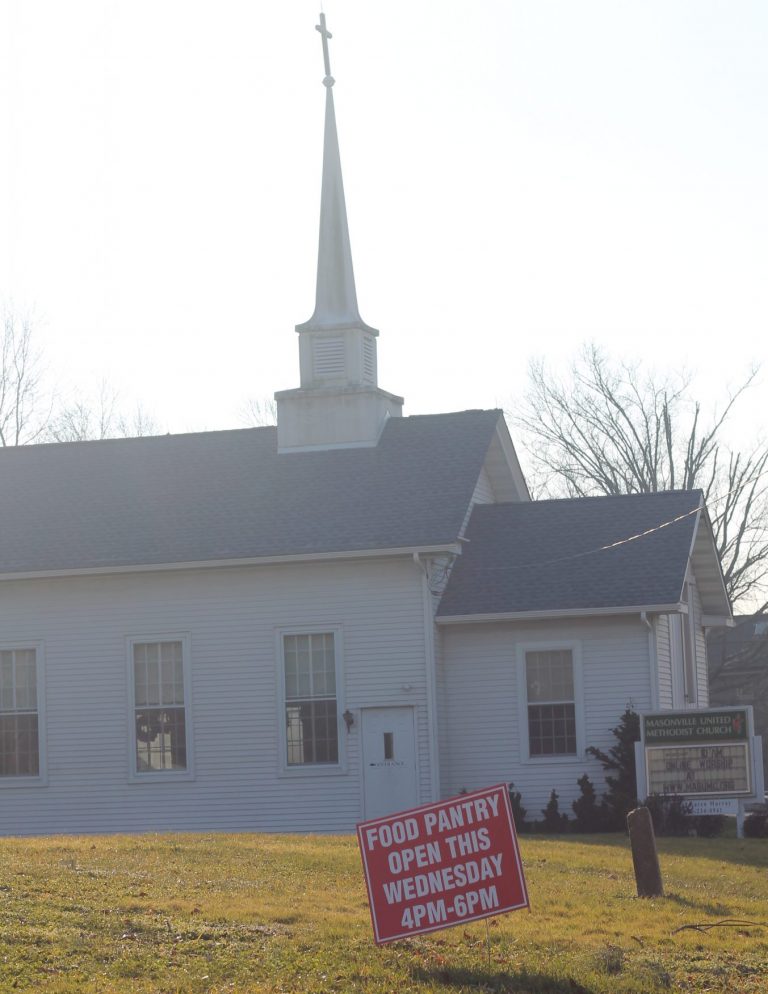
[361,706,418,820]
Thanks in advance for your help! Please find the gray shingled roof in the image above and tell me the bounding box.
[0,410,501,574]
[438,490,703,617]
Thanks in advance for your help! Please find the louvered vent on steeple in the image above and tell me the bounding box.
[313,336,345,379]
[362,335,376,385]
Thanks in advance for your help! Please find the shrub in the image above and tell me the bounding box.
[572,773,609,832]
[743,811,768,838]
[643,794,692,836]
[541,789,569,832]
[693,815,729,838]
[586,708,640,829]
[508,782,528,832]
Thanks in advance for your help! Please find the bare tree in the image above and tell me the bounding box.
[47,383,158,442]
[240,397,277,427]
[708,617,768,771]
[0,310,48,445]
[513,344,768,611]
[0,313,158,444]
[116,403,157,439]
[46,381,117,442]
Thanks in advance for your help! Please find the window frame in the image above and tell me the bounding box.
[126,634,194,782]
[275,625,347,777]
[516,641,585,763]
[0,641,47,788]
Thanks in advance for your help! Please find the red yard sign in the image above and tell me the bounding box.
[357,784,529,944]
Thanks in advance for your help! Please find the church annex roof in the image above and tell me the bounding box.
[438,490,714,619]
[0,409,501,575]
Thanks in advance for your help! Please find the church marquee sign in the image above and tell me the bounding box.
[640,707,754,799]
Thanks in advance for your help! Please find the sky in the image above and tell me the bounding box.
[1,0,767,443]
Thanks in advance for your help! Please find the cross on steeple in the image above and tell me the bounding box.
[316,12,334,86]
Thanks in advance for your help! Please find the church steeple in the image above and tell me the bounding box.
[275,13,403,453]
[296,13,376,336]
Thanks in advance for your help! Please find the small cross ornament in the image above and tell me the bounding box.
[316,12,334,87]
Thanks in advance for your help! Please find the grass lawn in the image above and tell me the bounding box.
[0,831,766,993]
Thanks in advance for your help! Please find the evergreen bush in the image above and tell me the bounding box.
[572,773,609,832]
[643,794,692,836]
[541,789,569,832]
[743,811,768,838]
[508,782,528,832]
[693,815,729,838]
[586,708,640,829]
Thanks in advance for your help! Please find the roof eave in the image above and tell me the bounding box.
[688,503,732,618]
[701,614,736,628]
[0,543,464,583]
[436,603,685,625]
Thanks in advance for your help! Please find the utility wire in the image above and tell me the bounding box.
[458,463,768,576]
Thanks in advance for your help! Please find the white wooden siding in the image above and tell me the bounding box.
[439,616,653,814]
[0,557,429,836]
[434,624,447,779]
[459,466,497,538]
[691,582,709,707]
[655,614,673,708]
[471,466,496,505]
[653,602,710,710]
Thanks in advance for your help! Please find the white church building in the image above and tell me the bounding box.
[0,18,731,835]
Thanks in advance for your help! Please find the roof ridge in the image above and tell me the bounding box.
[1,410,502,457]
[0,425,277,455]
[395,408,501,423]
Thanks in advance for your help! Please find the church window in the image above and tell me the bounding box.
[521,647,581,757]
[0,649,39,777]
[283,632,339,766]
[131,639,190,775]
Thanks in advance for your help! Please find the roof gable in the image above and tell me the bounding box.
[479,417,530,503]
[438,490,712,619]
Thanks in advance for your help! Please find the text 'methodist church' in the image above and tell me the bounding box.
[0,16,730,835]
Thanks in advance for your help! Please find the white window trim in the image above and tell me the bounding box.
[0,640,47,788]
[275,625,347,778]
[516,641,585,763]
[126,633,195,783]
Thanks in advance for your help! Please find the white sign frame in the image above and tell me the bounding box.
[635,707,764,819]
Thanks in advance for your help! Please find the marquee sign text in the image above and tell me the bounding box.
[643,709,748,745]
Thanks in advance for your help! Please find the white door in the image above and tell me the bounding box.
[362,707,418,820]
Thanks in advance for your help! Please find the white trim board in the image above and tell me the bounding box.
[0,544,464,584]
[437,604,685,625]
